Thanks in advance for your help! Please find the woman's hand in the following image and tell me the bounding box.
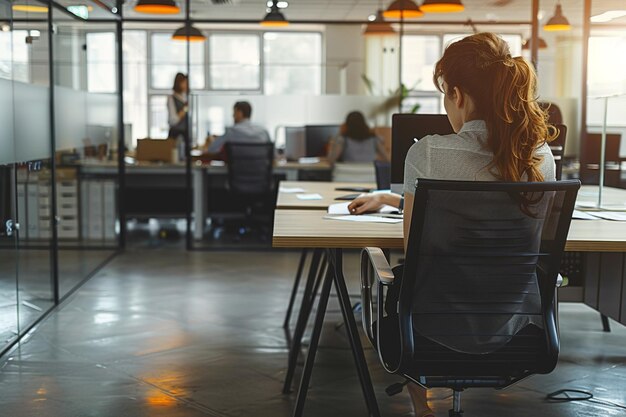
[348,194,386,215]
[347,193,402,215]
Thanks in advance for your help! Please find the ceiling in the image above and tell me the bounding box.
[9,0,626,25]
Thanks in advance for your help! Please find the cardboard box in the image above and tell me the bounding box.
[136,138,177,162]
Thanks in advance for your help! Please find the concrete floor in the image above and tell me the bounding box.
[0,249,624,417]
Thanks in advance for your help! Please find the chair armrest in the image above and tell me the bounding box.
[360,248,394,347]
[361,247,395,285]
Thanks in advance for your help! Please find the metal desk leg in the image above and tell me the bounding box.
[283,249,323,394]
[193,168,206,241]
[284,249,309,330]
[329,248,381,417]
[292,264,334,417]
[601,314,611,332]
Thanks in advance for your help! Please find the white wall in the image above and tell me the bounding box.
[324,25,366,95]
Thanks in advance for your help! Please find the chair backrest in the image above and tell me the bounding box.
[396,180,579,377]
[550,124,567,180]
[225,142,275,195]
[374,160,391,190]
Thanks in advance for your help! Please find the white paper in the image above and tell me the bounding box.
[324,215,402,224]
[572,210,599,220]
[586,211,626,221]
[328,201,398,215]
[575,201,598,209]
[279,187,306,193]
[296,193,323,200]
[298,157,320,164]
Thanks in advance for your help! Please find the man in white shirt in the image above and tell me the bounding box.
[206,101,271,154]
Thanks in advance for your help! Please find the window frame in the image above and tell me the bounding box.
[144,29,324,137]
[400,31,524,114]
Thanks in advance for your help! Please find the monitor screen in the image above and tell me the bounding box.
[391,114,454,190]
[305,125,339,157]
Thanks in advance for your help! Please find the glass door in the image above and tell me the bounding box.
[11,1,55,333]
[0,0,19,352]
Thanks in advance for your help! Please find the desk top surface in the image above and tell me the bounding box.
[273,185,626,252]
[276,181,376,210]
[77,160,331,173]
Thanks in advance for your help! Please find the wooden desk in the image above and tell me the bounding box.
[80,160,332,240]
[276,181,375,210]
[274,187,626,417]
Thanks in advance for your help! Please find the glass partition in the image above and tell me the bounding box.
[52,11,120,296]
[0,0,19,353]
[1,0,55,349]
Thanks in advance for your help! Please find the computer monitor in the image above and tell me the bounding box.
[305,125,340,157]
[391,114,454,193]
[284,126,306,161]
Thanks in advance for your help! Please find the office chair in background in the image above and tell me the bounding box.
[551,124,567,181]
[360,179,580,416]
[223,142,276,240]
[374,160,391,190]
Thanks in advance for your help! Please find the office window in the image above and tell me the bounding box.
[443,33,522,57]
[401,35,440,92]
[151,33,205,90]
[123,30,148,143]
[209,34,260,90]
[87,32,116,93]
[0,30,29,82]
[263,32,322,95]
[149,95,169,138]
[588,36,626,97]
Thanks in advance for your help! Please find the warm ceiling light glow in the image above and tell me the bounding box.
[364,9,396,36]
[261,1,289,27]
[383,0,423,19]
[266,0,288,8]
[172,24,206,42]
[544,3,571,31]
[522,37,548,50]
[591,10,626,23]
[12,4,49,13]
[420,0,465,13]
[134,0,180,15]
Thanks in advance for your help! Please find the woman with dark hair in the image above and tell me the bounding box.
[167,72,189,140]
[327,111,389,163]
[348,33,556,416]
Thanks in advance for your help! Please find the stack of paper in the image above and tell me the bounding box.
[327,202,398,215]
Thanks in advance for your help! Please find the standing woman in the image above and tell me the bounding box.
[327,111,390,163]
[167,73,189,142]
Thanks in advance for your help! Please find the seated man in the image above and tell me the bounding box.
[206,101,271,154]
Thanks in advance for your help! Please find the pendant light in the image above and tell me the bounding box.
[261,0,289,27]
[383,0,423,19]
[134,0,180,14]
[420,0,464,13]
[12,4,49,13]
[544,1,571,31]
[364,9,396,36]
[172,0,205,42]
[522,37,548,50]
[172,25,205,42]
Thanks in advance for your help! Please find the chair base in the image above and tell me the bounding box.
[449,389,463,417]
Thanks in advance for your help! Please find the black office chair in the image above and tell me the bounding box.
[360,179,580,416]
[224,142,275,238]
[374,160,391,190]
[550,124,567,180]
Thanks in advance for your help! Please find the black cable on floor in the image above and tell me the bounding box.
[546,389,626,411]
